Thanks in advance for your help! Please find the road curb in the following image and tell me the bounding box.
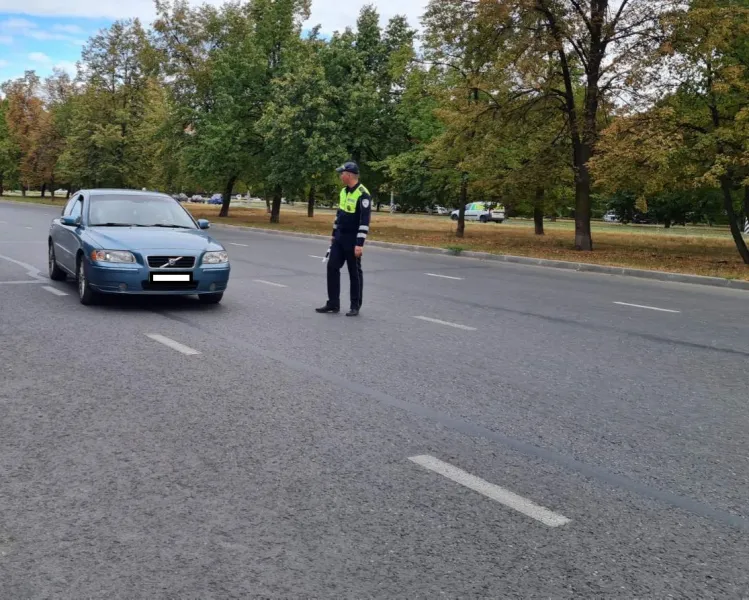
[214,223,749,292]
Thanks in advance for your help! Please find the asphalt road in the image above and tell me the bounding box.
[1,199,749,599]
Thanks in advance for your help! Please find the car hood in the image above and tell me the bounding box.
[85,227,224,252]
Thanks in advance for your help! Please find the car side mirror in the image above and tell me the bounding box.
[197,219,210,229]
[61,216,80,226]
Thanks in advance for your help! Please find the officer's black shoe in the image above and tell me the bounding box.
[316,305,339,314]
[346,308,359,317]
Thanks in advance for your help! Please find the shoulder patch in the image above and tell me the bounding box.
[362,198,370,208]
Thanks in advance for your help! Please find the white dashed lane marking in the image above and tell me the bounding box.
[613,301,680,314]
[425,273,463,280]
[42,285,68,296]
[230,243,249,247]
[409,455,571,528]
[413,316,476,331]
[145,334,201,355]
[253,279,288,288]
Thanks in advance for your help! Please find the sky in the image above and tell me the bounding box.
[0,0,429,84]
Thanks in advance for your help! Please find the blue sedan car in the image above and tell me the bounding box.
[48,189,231,305]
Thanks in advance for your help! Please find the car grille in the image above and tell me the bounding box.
[147,256,196,269]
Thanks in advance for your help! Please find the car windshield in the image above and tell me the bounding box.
[88,195,197,229]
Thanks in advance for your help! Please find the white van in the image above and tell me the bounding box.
[451,202,505,223]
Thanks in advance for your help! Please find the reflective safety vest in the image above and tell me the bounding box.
[339,184,370,214]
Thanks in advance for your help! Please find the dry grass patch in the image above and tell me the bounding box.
[188,205,749,281]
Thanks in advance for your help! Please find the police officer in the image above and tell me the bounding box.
[316,161,372,317]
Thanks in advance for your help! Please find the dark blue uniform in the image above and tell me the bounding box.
[326,181,372,312]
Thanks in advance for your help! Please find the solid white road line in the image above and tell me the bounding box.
[145,334,201,355]
[253,279,288,288]
[0,253,46,281]
[409,455,571,528]
[42,285,68,296]
[425,273,463,280]
[309,255,325,259]
[24,226,32,229]
[413,316,477,331]
[230,242,249,247]
[613,301,680,314]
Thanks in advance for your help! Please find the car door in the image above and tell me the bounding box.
[50,195,77,273]
[464,203,477,221]
[57,194,84,272]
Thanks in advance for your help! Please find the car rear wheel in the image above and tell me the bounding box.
[48,243,66,281]
[77,257,99,305]
[479,215,488,223]
[198,292,223,304]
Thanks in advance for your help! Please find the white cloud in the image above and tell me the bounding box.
[52,24,85,34]
[0,35,12,45]
[53,60,79,76]
[28,30,74,41]
[0,18,37,30]
[29,51,52,64]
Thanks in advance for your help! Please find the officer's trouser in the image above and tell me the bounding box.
[327,237,362,310]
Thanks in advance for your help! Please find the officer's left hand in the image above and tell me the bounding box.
[355,246,363,258]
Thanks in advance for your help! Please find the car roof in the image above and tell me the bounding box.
[83,189,175,199]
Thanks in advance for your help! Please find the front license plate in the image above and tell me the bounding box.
[150,272,192,282]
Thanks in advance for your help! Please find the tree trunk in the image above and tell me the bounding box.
[743,186,749,226]
[270,185,282,223]
[721,177,749,264]
[664,218,671,229]
[219,174,237,218]
[21,185,26,197]
[0,173,4,197]
[534,186,545,235]
[41,183,46,198]
[66,186,71,199]
[456,173,468,238]
[307,184,315,218]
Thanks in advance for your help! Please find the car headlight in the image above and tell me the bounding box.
[90,250,136,263]
[202,251,229,264]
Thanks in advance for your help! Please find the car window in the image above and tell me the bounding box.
[62,195,80,216]
[69,198,83,220]
[87,194,197,228]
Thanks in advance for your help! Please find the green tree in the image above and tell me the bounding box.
[591,1,749,263]
[473,0,677,250]
[0,98,21,195]
[59,19,157,189]
[257,30,347,218]
[1,71,45,195]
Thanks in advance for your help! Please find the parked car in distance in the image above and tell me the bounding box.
[451,202,505,223]
[48,189,230,305]
[603,211,619,222]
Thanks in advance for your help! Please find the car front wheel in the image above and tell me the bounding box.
[48,243,66,281]
[77,257,99,305]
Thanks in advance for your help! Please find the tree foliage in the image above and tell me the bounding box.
[0,0,747,268]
